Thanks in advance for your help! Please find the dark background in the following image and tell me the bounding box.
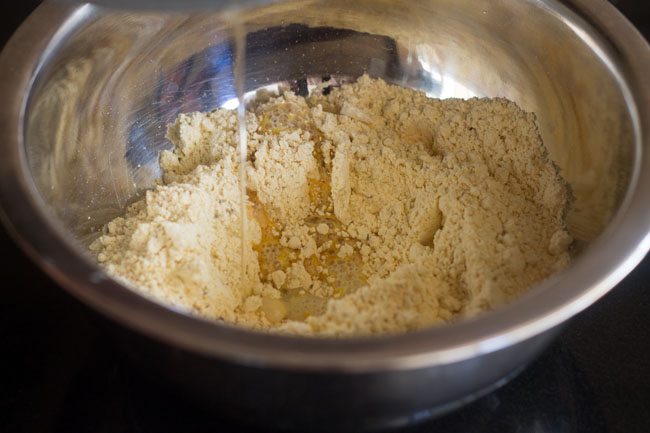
[1,1,649,432]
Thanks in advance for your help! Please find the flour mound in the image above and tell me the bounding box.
[91,75,571,336]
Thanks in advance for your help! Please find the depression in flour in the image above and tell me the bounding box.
[91,75,572,336]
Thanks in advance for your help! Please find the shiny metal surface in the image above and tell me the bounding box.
[0,0,648,428]
[85,0,275,10]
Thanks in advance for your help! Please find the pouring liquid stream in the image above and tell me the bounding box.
[232,18,249,294]
[229,19,363,321]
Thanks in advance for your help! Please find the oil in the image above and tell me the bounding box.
[231,22,365,322]
[250,102,367,322]
[232,18,249,295]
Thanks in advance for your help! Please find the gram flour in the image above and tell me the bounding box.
[91,75,572,336]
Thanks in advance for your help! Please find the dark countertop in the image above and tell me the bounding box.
[1,2,649,432]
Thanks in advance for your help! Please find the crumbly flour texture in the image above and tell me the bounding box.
[91,75,572,336]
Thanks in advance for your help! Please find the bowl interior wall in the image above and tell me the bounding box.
[25,0,635,254]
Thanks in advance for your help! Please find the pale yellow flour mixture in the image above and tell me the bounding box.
[91,75,572,336]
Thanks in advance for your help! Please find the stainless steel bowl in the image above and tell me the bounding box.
[1,0,649,430]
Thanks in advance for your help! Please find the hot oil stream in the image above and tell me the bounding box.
[232,19,248,298]
[231,21,366,323]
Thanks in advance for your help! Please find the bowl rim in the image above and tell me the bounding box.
[0,0,648,372]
